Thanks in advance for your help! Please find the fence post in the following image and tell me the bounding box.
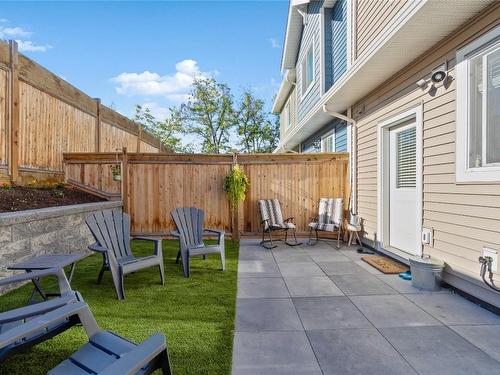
[8,40,19,183]
[121,147,129,213]
[95,98,102,190]
[231,153,240,241]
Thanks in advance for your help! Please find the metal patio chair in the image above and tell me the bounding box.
[86,209,165,300]
[171,207,225,278]
[308,198,344,248]
[258,199,301,249]
[0,268,83,361]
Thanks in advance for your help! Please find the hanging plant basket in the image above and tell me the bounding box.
[223,163,249,209]
[111,165,121,181]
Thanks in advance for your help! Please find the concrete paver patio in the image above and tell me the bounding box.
[232,239,500,375]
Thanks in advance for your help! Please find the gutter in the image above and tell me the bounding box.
[322,105,357,214]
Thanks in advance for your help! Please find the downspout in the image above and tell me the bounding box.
[322,104,358,214]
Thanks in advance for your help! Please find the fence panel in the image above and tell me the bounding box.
[63,152,350,236]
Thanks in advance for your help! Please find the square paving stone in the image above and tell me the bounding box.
[307,328,417,375]
[273,250,312,263]
[232,331,322,375]
[306,249,351,262]
[330,272,397,296]
[293,296,372,330]
[238,248,275,262]
[318,261,367,275]
[381,326,500,375]
[236,298,302,331]
[450,325,500,363]
[278,262,325,277]
[354,259,385,275]
[284,277,344,297]
[238,278,290,298]
[238,260,281,278]
[350,295,442,328]
[404,293,500,325]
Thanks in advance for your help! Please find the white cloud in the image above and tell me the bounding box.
[17,40,52,52]
[111,59,212,102]
[268,38,280,49]
[0,26,32,38]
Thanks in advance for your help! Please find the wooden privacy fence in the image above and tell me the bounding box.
[63,151,350,238]
[0,40,162,185]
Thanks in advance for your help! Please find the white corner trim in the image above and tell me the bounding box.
[456,25,500,183]
[376,105,423,257]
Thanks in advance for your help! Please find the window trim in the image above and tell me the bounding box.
[456,25,500,183]
[284,100,291,129]
[300,40,316,100]
[321,131,335,152]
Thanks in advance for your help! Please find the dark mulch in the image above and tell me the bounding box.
[0,185,105,212]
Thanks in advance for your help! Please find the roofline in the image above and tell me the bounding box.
[271,69,296,113]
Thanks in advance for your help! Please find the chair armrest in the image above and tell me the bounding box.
[98,333,168,375]
[0,292,78,324]
[260,218,270,225]
[309,216,318,223]
[204,229,224,245]
[0,301,93,349]
[88,242,109,254]
[283,217,295,223]
[0,267,72,295]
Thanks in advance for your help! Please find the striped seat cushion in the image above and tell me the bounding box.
[258,199,290,231]
[309,198,343,232]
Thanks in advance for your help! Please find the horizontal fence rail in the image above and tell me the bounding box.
[63,151,350,238]
[0,40,163,185]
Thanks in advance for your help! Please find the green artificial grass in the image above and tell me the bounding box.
[0,240,239,375]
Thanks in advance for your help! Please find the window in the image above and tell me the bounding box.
[301,44,314,96]
[321,133,334,152]
[283,102,290,129]
[456,26,500,182]
[396,127,416,188]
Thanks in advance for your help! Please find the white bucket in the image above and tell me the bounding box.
[409,256,445,291]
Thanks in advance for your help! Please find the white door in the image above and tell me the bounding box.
[389,122,418,255]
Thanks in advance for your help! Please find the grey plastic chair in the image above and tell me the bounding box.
[86,209,164,300]
[1,300,172,374]
[308,198,344,248]
[0,268,83,361]
[171,207,225,278]
[258,199,301,249]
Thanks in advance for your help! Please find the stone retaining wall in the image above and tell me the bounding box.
[0,201,122,294]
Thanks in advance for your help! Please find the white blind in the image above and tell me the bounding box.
[397,127,416,188]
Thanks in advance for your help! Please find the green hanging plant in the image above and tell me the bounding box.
[224,164,250,209]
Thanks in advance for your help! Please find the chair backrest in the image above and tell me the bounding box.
[258,199,284,230]
[317,198,343,226]
[85,209,133,260]
[349,211,362,229]
[171,207,205,247]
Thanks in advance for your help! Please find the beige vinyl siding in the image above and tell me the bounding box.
[353,4,500,294]
[355,0,413,58]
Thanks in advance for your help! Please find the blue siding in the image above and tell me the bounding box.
[300,118,347,152]
[324,8,333,90]
[296,1,323,124]
[328,0,347,90]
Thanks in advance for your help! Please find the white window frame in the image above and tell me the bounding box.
[321,132,335,152]
[456,25,500,183]
[301,41,315,100]
[284,100,291,129]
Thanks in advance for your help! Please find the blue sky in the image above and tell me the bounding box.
[0,0,288,120]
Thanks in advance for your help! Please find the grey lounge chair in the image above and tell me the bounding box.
[171,207,225,278]
[86,209,165,300]
[258,199,301,249]
[1,300,172,374]
[308,198,344,248]
[0,268,82,361]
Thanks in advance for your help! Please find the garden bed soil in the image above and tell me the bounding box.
[0,185,105,212]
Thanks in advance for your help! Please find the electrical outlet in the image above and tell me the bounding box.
[483,247,498,272]
[421,227,433,246]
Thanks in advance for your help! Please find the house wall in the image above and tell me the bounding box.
[301,118,347,153]
[353,4,500,306]
[279,87,297,141]
[355,0,413,59]
[297,0,323,123]
[331,0,348,87]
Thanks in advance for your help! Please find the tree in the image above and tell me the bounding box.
[178,77,234,154]
[133,105,191,153]
[235,90,280,153]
